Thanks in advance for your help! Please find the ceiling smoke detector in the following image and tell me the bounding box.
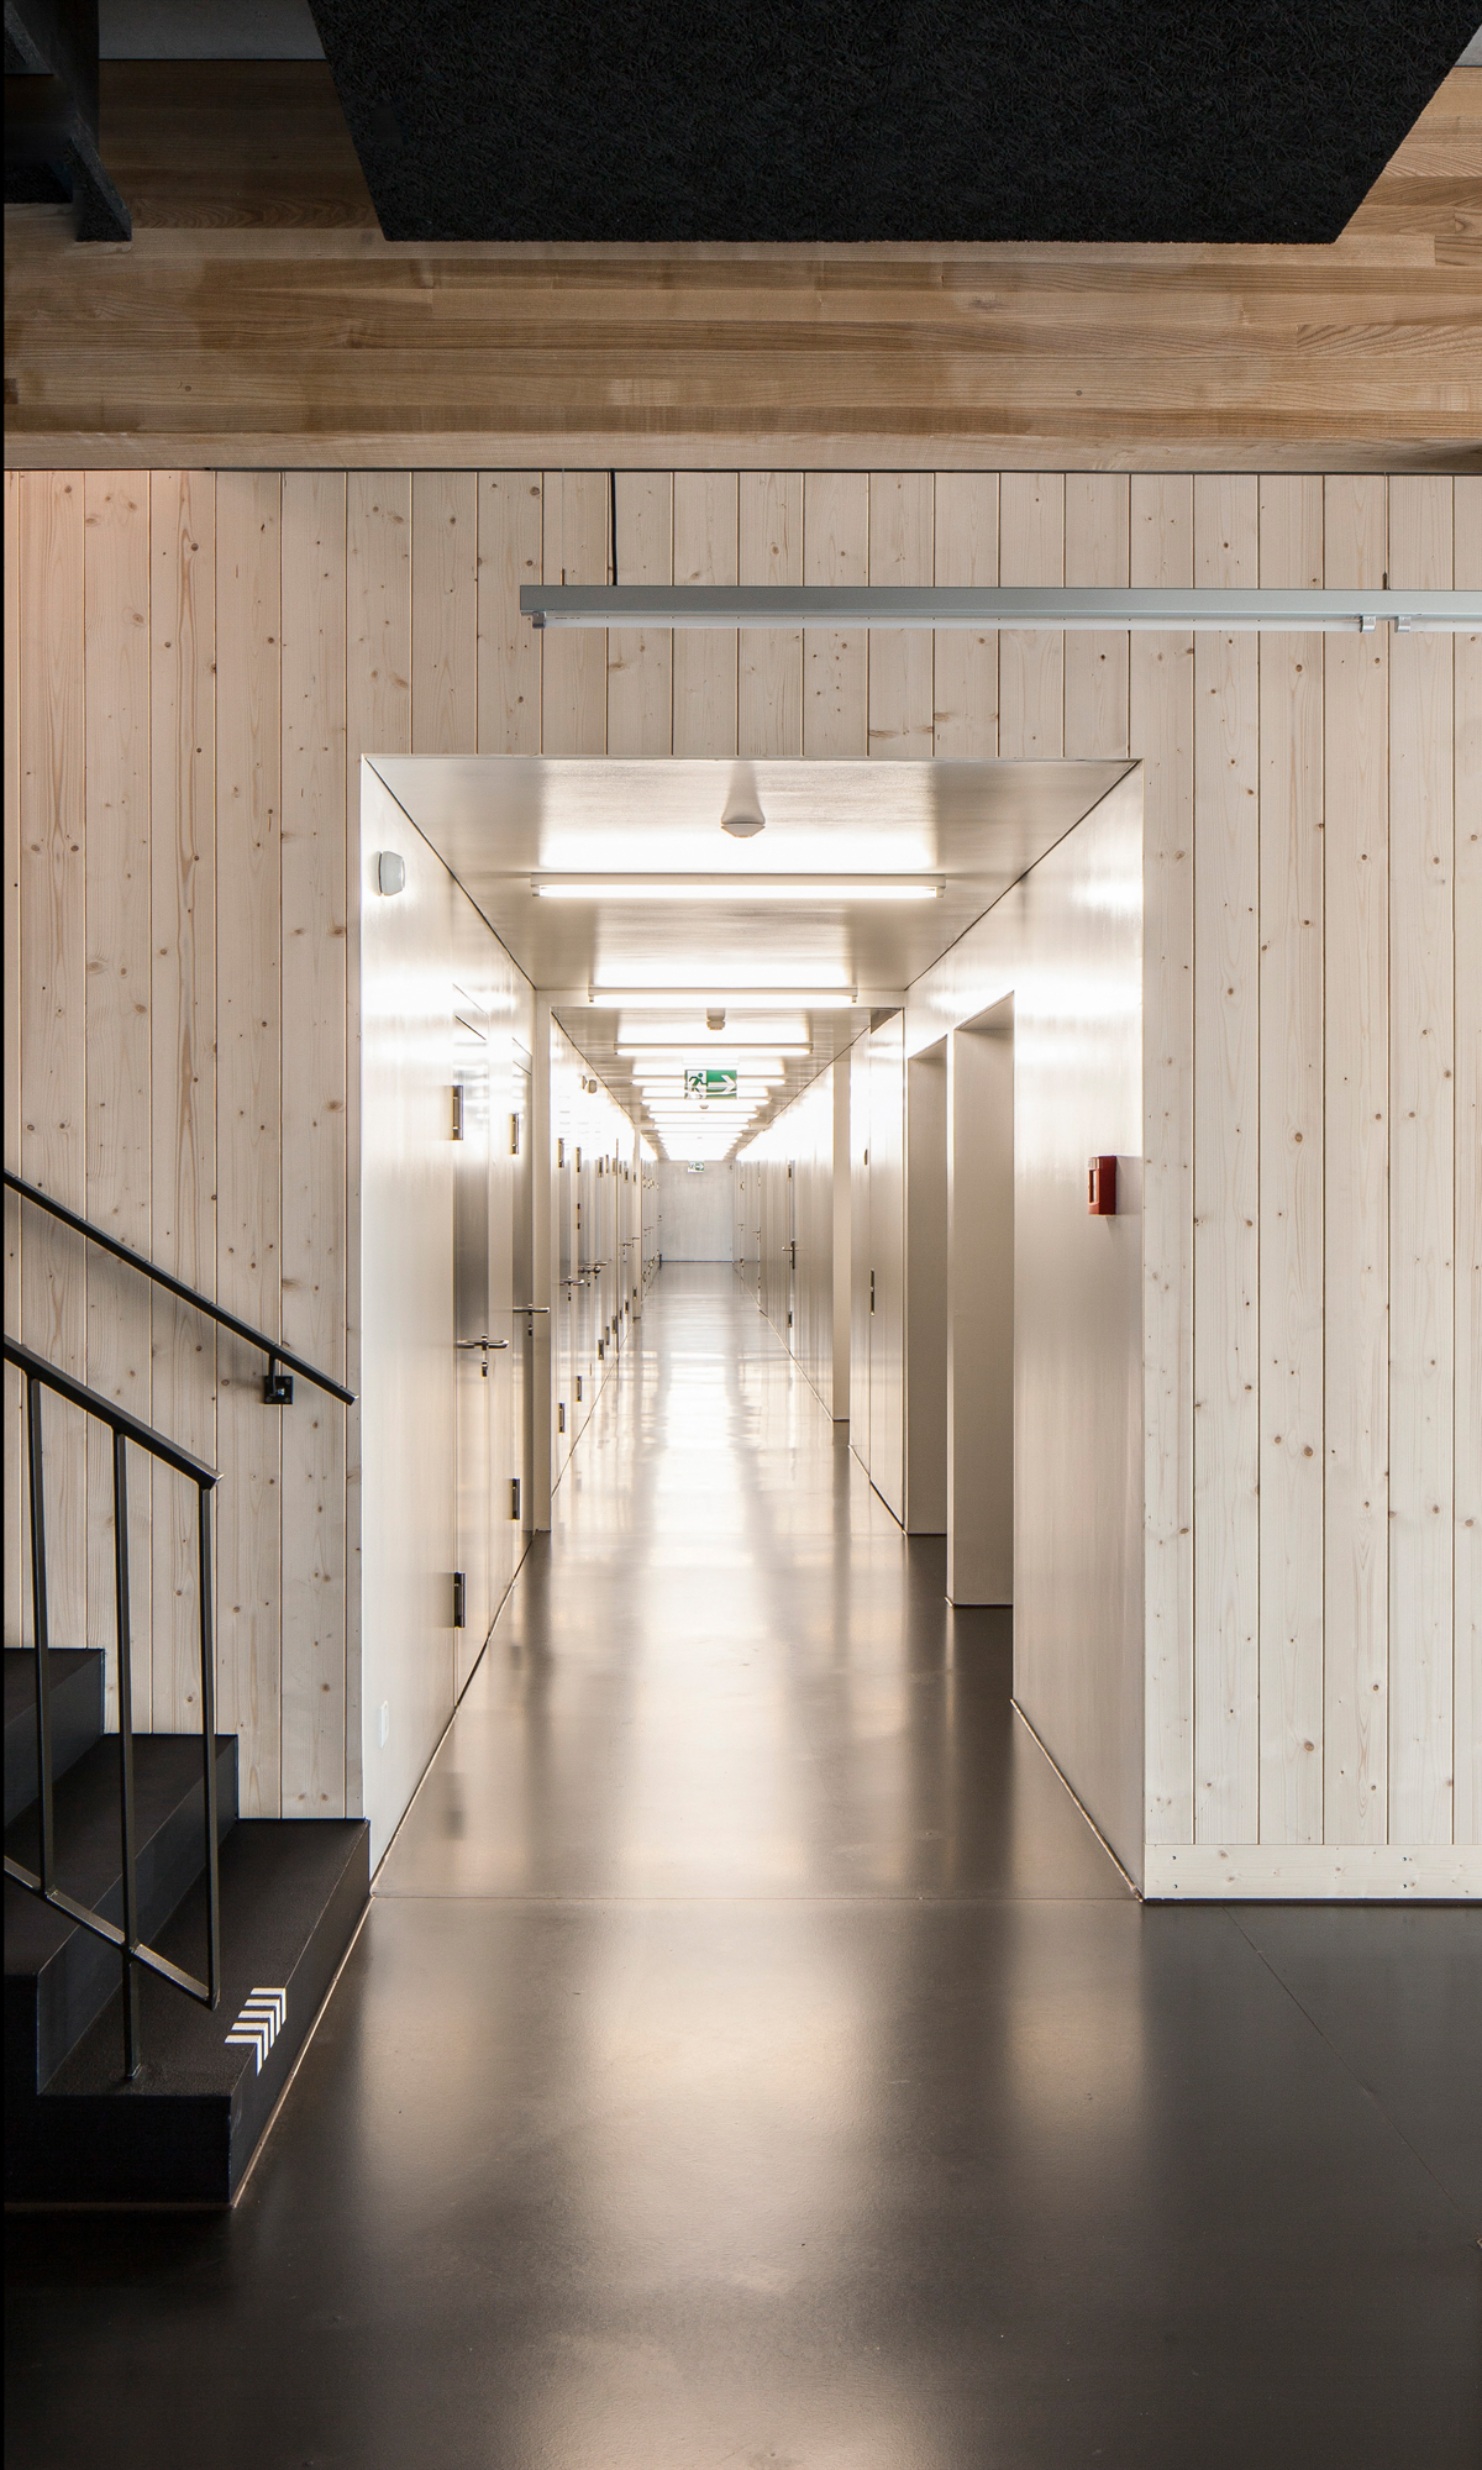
[706,1009,726,1032]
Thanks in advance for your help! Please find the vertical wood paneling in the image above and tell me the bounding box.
[1387,476,1454,1844]
[802,473,869,758]
[998,474,1064,757]
[540,471,608,755]
[607,472,674,756]
[1065,475,1130,759]
[1322,475,1390,1842]
[932,473,998,758]
[738,472,802,758]
[19,474,88,1657]
[867,474,934,759]
[215,472,282,1812]
[345,472,412,1818]
[1257,476,1324,1841]
[1192,476,1261,1842]
[672,473,738,758]
[280,473,347,1815]
[1133,475,1195,1844]
[347,475,412,779]
[411,472,478,753]
[477,474,542,754]
[83,474,154,1720]
[149,471,217,1730]
[1454,476,1482,1849]
[3,474,23,1650]
[6,461,1473,1877]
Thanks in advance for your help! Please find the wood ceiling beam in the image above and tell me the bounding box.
[5,67,1479,472]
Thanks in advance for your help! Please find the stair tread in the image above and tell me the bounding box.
[3,1648,104,1728]
[4,1734,237,1977]
[49,1818,368,2100]
[4,1649,106,1827]
[9,1818,370,2203]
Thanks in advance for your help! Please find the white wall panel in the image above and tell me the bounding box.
[905,1044,948,1533]
[655,1160,734,1259]
[865,1015,906,1523]
[740,1063,838,1416]
[910,775,1145,1877]
[550,1023,639,1485]
[358,772,458,1862]
[358,768,538,1861]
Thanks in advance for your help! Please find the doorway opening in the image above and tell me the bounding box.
[944,1001,1014,1605]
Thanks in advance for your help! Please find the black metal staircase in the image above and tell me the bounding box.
[5,1655,367,2202]
[3,1180,368,2205]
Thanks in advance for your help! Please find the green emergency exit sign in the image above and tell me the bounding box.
[684,1068,738,1098]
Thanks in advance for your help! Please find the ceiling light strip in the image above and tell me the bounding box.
[616,1044,809,1058]
[522,585,1482,634]
[549,988,900,1010]
[531,876,942,902]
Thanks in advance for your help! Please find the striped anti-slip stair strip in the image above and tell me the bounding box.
[224,1989,287,2074]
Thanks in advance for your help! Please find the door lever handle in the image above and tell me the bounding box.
[456,1335,510,1350]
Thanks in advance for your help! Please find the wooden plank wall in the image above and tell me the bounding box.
[4,468,1478,1872]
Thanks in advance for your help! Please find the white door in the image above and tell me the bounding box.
[866,1015,906,1523]
[508,1058,533,1547]
[453,1008,494,1684]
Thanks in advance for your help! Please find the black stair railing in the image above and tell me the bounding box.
[4,1337,221,2081]
[4,1172,355,1407]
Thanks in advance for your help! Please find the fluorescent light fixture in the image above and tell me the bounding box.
[590,988,860,1010]
[616,1008,809,1032]
[522,584,1482,634]
[618,1043,808,1060]
[533,876,940,903]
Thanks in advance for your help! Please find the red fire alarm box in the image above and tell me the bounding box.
[1088,1155,1118,1216]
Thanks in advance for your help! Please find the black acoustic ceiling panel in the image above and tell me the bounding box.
[306,0,1476,245]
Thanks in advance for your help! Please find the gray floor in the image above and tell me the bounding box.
[8,1265,1480,2468]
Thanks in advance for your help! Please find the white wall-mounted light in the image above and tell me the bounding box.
[376,850,407,896]
[532,876,941,903]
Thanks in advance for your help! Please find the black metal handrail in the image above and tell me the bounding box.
[4,1171,355,1407]
[4,1336,222,2080]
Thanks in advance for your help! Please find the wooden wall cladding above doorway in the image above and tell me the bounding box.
[4,465,1479,1892]
[3,72,1479,472]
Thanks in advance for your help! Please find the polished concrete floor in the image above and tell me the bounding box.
[8,1266,1480,2468]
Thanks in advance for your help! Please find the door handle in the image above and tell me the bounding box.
[456,1335,510,1350]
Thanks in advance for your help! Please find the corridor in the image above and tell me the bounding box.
[7,1268,1478,2469]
